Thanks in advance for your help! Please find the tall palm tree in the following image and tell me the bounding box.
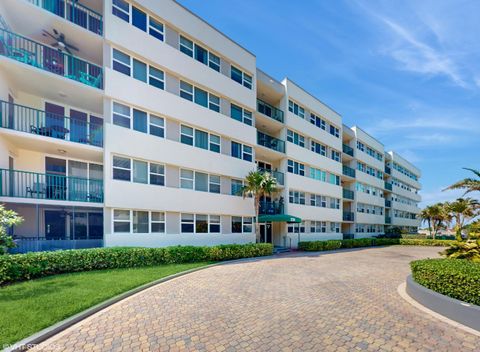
[447,198,480,238]
[418,203,448,239]
[445,168,480,195]
[241,171,278,242]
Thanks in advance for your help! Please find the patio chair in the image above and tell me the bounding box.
[26,182,46,198]
[80,71,102,88]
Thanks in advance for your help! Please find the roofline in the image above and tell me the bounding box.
[256,67,283,85]
[351,125,385,146]
[173,0,256,58]
[283,77,342,117]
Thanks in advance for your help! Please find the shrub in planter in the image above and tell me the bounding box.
[441,239,480,262]
[399,239,457,247]
[411,259,480,306]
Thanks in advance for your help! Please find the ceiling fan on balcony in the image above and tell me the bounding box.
[42,29,79,55]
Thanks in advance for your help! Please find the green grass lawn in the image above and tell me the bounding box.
[0,262,210,347]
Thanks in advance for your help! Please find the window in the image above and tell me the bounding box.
[331,150,341,162]
[196,214,208,233]
[311,221,326,233]
[133,59,147,82]
[180,35,194,57]
[180,81,193,101]
[311,141,326,156]
[287,160,305,176]
[149,66,164,89]
[330,198,340,209]
[310,167,326,182]
[208,52,220,72]
[209,175,221,193]
[231,66,243,85]
[180,169,194,189]
[181,213,194,232]
[243,73,252,89]
[113,156,131,181]
[231,179,243,196]
[243,217,253,233]
[149,17,164,41]
[287,130,305,147]
[195,44,208,65]
[209,134,220,153]
[133,210,148,233]
[329,125,340,138]
[131,6,147,31]
[230,104,252,126]
[133,160,148,184]
[112,0,130,22]
[288,100,305,118]
[112,49,131,76]
[195,129,209,150]
[133,109,147,133]
[208,94,220,112]
[243,145,253,162]
[357,141,365,152]
[194,87,208,107]
[329,174,340,186]
[149,163,164,186]
[113,209,130,232]
[149,115,164,138]
[180,125,194,145]
[330,222,340,233]
[151,212,165,233]
[231,142,252,162]
[210,215,221,233]
[113,102,131,128]
[232,216,242,233]
[289,191,305,205]
[310,113,326,130]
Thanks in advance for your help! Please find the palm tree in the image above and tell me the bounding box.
[445,168,480,195]
[241,170,278,242]
[418,203,449,239]
[446,198,480,238]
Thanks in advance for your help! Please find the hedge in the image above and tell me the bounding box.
[298,238,458,251]
[411,259,480,306]
[0,243,273,285]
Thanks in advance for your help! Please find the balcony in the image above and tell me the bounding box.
[258,167,284,186]
[342,144,354,157]
[0,169,103,203]
[0,100,103,147]
[0,28,103,89]
[342,165,356,178]
[259,200,284,215]
[385,166,391,174]
[257,99,284,123]
[27,0,103,35]
[385,216,392,224]
[257,131,285,153]
[385,200,392,208]
[343,211,354,222]
[385,182,393,191]
[343,188,354,200]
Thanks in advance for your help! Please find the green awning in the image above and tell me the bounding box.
[258,214,302,223]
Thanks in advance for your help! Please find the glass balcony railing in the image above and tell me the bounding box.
[342,143,354,157]
[0,168,103,203]
[27,0,103,35]
[343,188,354,200]
[385,216,392,224]
[0,28,103,89]
[258,167,284,186]
[385,166,391,174]
[385,200,392,208]
[343,211,354,221]
[0,100,103,147]
[342,165,356,178]
[385,182,393,191]
[257,131,285,153]
[259,200,284,215]
[257,99,284,123]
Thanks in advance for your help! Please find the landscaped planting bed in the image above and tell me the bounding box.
[0,243,273,285]
[298,238,457,251]
[411,259,480,306]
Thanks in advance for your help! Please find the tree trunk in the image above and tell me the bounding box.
[255,196,260,243]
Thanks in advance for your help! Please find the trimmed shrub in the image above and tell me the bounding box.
[0,243,273,285]
[298,240,342,251]
[411,259,480,306]
[399,239,457,247]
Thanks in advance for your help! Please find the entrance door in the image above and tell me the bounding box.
[45,102,65,139]
[260,223,272,243]
[45,157,67,200]
[45,210,66,240]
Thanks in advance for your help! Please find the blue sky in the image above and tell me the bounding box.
[179,0,480,207]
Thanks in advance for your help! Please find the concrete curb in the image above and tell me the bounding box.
[3,255,275,352]
[405,275,480,333]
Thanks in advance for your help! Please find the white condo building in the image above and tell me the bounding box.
[0,0,421,252]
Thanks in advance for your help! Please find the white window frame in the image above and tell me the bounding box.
[150,211,166,233]
[179,35,194,57]
[112,155,131,181]
[149,114,165,138]
[180,80,194,101]
[208,174,221,194]
[113,209,131,233]
[149,162,165,186]
[112,101,132,129]
[148,17,164,41]
[180,169,194,189]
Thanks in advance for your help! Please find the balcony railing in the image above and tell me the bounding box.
[257,131,285,153]
[343,188,354,200]
[257,99,284,123]
[27,0,103,35]
[0,28,103,89]
[342,165,356,178]
[385,182,393,191]
[385,200,392,208]
[343,211,354,222]
[0,169,103,203]
[0,101,103,147]
[385,166,391,174]
[342,143,354,157]
[258,167,285,186]
[9,238,103,254]
[259,200,284,215]
[385,216,392,224]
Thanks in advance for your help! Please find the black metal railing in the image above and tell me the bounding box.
[343,211,354,221]
[257,131,285,153]
[259,200,284,215]
[257,99,284,123]
[342,143,354,157]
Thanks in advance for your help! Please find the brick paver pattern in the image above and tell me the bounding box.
[36,246,480,351]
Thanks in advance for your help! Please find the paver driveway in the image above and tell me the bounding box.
[36,246,479,352]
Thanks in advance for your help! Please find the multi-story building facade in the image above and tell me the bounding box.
[0,0,421,252]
